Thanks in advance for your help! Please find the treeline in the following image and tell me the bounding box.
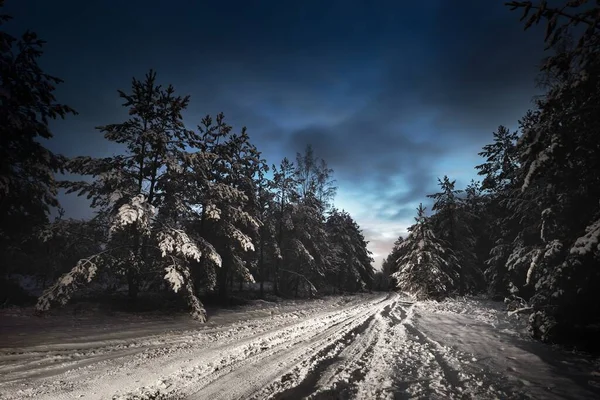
[0,3,374,321]
[381,1,600,349]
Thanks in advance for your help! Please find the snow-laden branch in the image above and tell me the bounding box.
[570,216,600,256]
[111,194,156,235]
[36,254,102,312]
[157,228,202,261]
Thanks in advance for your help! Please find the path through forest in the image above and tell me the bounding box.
[0,293,599,399]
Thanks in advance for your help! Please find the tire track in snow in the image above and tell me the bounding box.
[0,295,385,400]
[0,293,558,399]
[179,294,395,400]
[403,323,464,393]
[386,306,531,400]
[294,295,413,399]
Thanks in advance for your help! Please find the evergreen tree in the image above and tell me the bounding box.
[271,157,298,295]
[194,117,261,299]
[0,2,76,277]
[326,209,374,292]
[463,180,493,286]
[36,71,221,321]
[480,0,600,346]
[287,146,338,296]
[392,204,460,300]
[381,236,405,288]
[475,125,526,296]
[476,126,520,194]
[254,166,279,297]
[427,176,483,294]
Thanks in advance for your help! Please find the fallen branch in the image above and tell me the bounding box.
[508,306,534,317]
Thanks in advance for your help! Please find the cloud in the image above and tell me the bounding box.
[8,0,548,268]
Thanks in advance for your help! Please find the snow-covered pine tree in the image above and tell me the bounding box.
[462,180,493,289]
[381,236,405,289]
[287,146,338,296]
[189,114,260,299]
[427,176,483,294]
[36,71,220,321]
[271,158,299,295]
[392,204,460,300]
[487,0,600,346]
[254,166,280,297]
[0,3,76,278]
[475,125,527,297]
[326,209,374,292]
[476,126,520,194]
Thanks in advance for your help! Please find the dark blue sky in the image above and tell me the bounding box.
[6,0,547,268]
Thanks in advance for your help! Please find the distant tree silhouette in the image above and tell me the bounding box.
[0,1,76,278]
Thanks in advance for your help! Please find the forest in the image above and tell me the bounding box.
[380,1,600,352]
[1,0,599,357]
[0,2,375,324]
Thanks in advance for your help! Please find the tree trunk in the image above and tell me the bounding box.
[273,262,280,295]
[217,252,229,300]
[294,276,300,298]
[259,242,265,298]
[127,269,138,301]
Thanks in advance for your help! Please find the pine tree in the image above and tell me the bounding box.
[194,117,261,299]
[381,236,405,289]
[476,126,520,193]
[254,166,279,297]
[392,204,460,300]
[326,209,374,292]
[475,125,525,296]
[485,0,600,346]
[288,146,337,296]
[0,2,76,277]
[427,176,483,294]
[271,158,298,295]
[463,181,493,286]
[36,71,220,321]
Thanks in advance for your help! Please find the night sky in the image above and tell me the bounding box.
[6,0,547,268]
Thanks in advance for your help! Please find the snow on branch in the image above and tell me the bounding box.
[526,249,543,286]
[508,307,534,317]
[36,255,100,312]
[163,257,207,322]
[111,194,156,235]
[570,217,600,256]
[522,140,558,191]
[164,264,185,293]
[228,225,255,252]
[232,254,255,283]
[291,238,314,263]
[157,228,202,261]
[196,236,222,268]
[205,203,221,221]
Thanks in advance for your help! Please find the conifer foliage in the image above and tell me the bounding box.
[0,1,76,277]
[391,204,460,300]
[36,71,224,321]
[326,209,374,292]
[381,0,600,349]
[0,17,375,319]
[490,0,600,345]
[28,71,374,319]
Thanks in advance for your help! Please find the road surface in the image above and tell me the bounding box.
[0,293,599,399]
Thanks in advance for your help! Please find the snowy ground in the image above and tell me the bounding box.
[1,293,599,399]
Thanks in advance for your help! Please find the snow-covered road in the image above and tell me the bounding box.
[1,293,599,399]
